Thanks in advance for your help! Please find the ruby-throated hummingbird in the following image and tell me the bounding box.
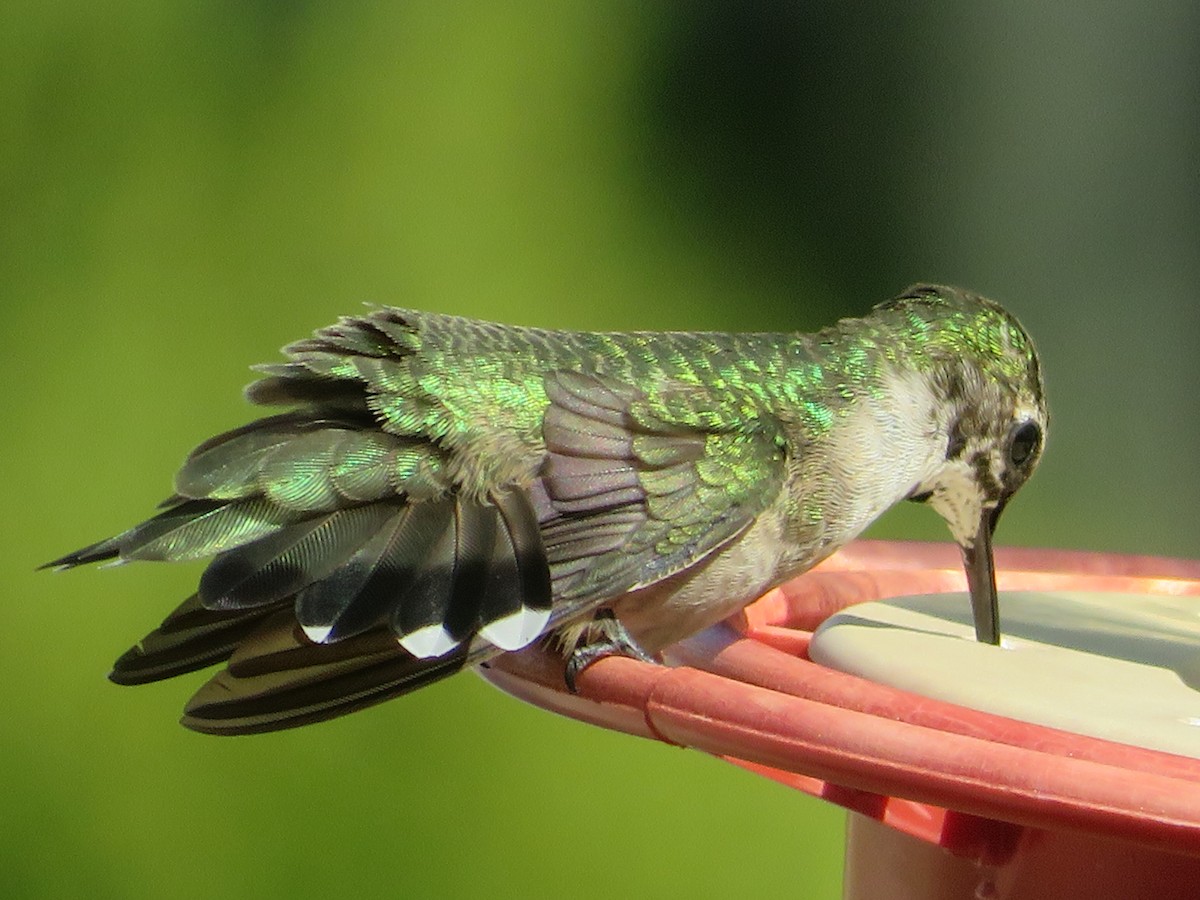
[47,284,1046,735]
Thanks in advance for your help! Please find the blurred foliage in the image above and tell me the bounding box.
[3,3,1197,899]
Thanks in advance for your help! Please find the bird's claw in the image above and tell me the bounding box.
[564,609,657,693]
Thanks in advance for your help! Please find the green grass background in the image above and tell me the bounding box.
[4,4,1197,898]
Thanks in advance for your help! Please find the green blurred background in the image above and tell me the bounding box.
[4,3,1198,898]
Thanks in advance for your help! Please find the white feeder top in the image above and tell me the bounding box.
[810,591,1200,760]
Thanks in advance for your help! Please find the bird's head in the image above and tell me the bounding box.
[889,285,1048,644]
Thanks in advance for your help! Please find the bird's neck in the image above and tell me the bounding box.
[782,362,950,566]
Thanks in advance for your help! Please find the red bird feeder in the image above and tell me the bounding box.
[480,540,1200,900]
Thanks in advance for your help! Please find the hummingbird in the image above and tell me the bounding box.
[47,284,1046,735]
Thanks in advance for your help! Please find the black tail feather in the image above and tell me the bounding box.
[109,594,290,686]
[181,616,475,735]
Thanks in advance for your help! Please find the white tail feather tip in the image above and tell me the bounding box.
[399,625,460,659]
[479,606,551,652]
[302,624,333,644]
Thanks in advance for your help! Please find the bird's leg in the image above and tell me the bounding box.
[564,609,658,693]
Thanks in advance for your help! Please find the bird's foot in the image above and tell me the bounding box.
[564,609,657,693]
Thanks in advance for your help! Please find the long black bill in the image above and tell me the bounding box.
[959,503,1005,644]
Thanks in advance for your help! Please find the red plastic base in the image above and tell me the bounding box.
[844,812,1200,900]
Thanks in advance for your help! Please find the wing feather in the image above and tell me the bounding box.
[540,370,787,604]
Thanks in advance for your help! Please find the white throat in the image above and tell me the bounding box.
[819,366,950,546]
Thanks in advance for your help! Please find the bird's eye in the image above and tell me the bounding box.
[1007,421,1041,468]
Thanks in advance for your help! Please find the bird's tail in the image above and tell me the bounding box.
[44,407,556,734]
[109,592,482,735]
